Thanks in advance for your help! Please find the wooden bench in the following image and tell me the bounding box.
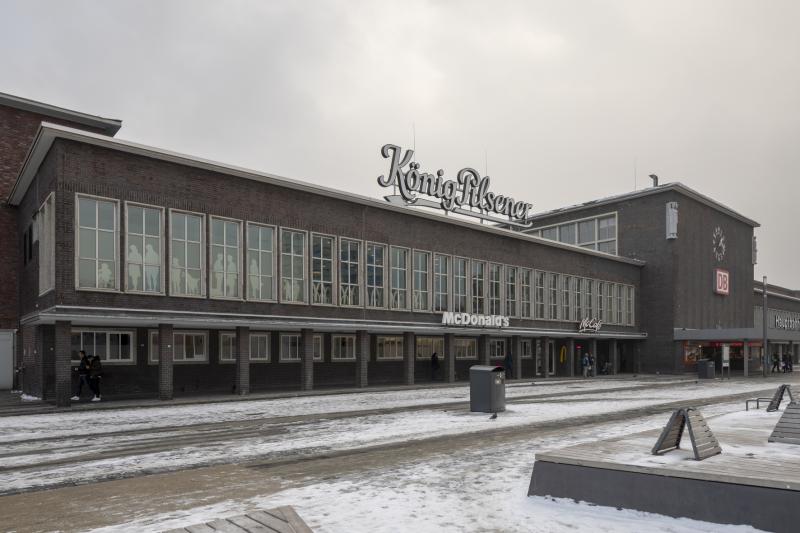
[652,407,721,461]
[164,506,313,533]
[746,384,794,412]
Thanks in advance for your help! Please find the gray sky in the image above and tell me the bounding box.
[2,1,798,287]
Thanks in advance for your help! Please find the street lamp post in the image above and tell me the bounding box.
[762,276,768,378]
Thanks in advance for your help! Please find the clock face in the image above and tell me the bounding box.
[712,226,726,262]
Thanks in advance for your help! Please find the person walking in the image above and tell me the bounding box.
[504,350,513,380]
[70,350,91,401]
[88,354,103,402]
[581,353,590,378]
[431,352,440,381]
[771,353,780,373]
[588,354,596,377]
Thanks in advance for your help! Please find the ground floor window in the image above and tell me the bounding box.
[332,335,356,361]
[250,333,270,362]
[377,336,404,360]
[280,334,301,361]
[520,339,533,359]
[455,338,477,360]
[314,334,324,362]
[220,332,235,362]
[489,338,506,358]
[71,330,135,364]
[415,337,444,360]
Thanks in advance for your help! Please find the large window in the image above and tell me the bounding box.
[412,251,430,311]
[520,269,532,319]
[210,218,241,298]
[126,204,163,293]
[71,330,134,364]
[220,332,236,362]
[377,336,404,360]
[311,234,334,305]
[247,224,275,301]
[390,247,409,309]
[574,277,583,321]
[453,257,469,313]
[597,215,617,254]
[455,338,477,360]
[584,279,594,319]
[597,281,605,322]
[281,229,306,303]
[148,331,208,363]
[533,213,618,255]
[616,284,624,324]
[38,193,55,295]
[170,211,204,296]
[521,339,533,359]
[280,334,301,361]
[250,333,270,362]
[489,339,506,358]
[558,223,576,245]
[488,263,502,315]
[340,239,361,306]
[548,273,559,320]
[606,283,615,324]
[416,337,444,360]
[626,286,635,326]
[471,261,486,314]
[77,195,118,290]
[366,243,386,308]
[313,334,323,362]
[505,266,517,317]
[534,270,546,319]
[433,255,449,312]
[332,335,356,361]
[562,275,572,321]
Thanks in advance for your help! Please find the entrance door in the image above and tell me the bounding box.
[0,331,13,390]
[548,340,556,376]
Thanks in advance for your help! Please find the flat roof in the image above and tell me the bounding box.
[524,182,760,228]
[0,91,122,136]
[8,122,646,267]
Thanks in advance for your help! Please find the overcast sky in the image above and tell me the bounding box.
[2,1,798,286]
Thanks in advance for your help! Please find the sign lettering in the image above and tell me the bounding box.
[441,312,510,328]
[578,317,603,333]
[714,268,730,296]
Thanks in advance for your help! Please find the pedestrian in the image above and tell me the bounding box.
[88,354,103,402]
[588,354,596,377]
[504,350,513,379]
[783,353,790,373]
[431,352,440,381]
[581,353,589,378]
[70,350,91,401]
[771,353,780,373]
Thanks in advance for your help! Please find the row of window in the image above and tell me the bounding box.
[69,330,537,365]
[529,213,618,255]
[72,194,634,325]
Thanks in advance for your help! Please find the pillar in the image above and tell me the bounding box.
[542,337,550,378]
[610,339,618,375]
[54,321,72,407]
[356,330,369,388]
[591,338,598,377]
[300,328,314,391]
[235,326,250,395]
[444,333,455,383]
[512,336,522,380]
[567,338,575,378]
[478,334,490,366]
[158,323,174,401]
[403,331,415,385]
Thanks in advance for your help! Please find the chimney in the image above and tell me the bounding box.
[649,174,659,187]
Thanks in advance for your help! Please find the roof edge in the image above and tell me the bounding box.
[0,91,121,135]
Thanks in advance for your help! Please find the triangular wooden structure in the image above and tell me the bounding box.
[651,407,722,460]
[768,402,800,445]
[767,384,794,412]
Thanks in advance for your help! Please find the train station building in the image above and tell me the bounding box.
[0,92,796,405]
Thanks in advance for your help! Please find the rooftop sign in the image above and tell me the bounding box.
[377,144,533,227]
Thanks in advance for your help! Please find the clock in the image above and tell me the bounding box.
[712,226,726,262]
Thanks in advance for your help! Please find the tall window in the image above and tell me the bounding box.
[574,278,583,321]
[247,224,274,301]
[521,339,533,359]
[534,270,546,319]
[489,339,506,358]
[170,211,204,296]
[412,251,430,311]
[534,213,617,255]
[562,275,572,321]
[597,281,605,322]
[584,279,594,319]
[548,273,559,320]
[280,334,301,361]
[416,337,444,359]
[220,332,236,362]
[332,335,356,361]
[71,330,134,363]
[281,229,306,302]
[340,239,361,306]
[597,216,617,254]
[626,286,634,326]
[488,263,502,315]
[390,247,409,309]
[472,261,486,314]
[174,332,207,362]
[250,333,270,362]
[311,234,334,305]
[520,269,532,319]
[606,283,615,324]
[377,336,404,360]
[313,334,323,362]
[433,255,449,312]
[616,284,624,324]
[455,338,477,360]
[505,266,517,317]
[453,257,469,313]
[366,243,385,308]
[38,193,55,294]
[126,204,162,293]
[578,219,596,248]
[558,223,576,245]
[210,218,241,298]
[77,196,118,290]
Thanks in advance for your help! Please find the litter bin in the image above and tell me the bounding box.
[697,359,715,379]
[470,365,506,413]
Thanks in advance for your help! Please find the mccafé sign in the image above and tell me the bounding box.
[578,317,603,333]
[377,144,533,226]
[441,312,510,328]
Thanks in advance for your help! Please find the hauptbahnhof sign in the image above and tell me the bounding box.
[377,144,533,227]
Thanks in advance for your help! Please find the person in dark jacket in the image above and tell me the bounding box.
[71,350,91,401]
[88,355,103,402]
[431,352,440,381]
[504,351,513,379]
[771,354,780,373]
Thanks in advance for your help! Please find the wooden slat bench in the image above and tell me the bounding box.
[164,506,313,533]
[746,384,794,412]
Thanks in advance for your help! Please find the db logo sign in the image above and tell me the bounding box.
[714,268,730,296]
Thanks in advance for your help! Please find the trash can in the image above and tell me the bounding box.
[697,359,715,379]
[469,365,506,413]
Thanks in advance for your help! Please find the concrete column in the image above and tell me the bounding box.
[743,342,749,377]
[300,328,314,391]
[403,332,415,385]
[478,334,490,366]
[356,330,369,388]
[54,321,72,407]
[511,336,522,380]
[567,338,575,378]
[235,326,250,395]
[444,333,456,383]
[610,339,619,375]
[158,323,174,400]
[591,338,598,377]
[542,337,550,378]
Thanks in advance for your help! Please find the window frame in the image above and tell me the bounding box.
[488,263,503,316]
[75,193,121,293]
[366,241,387,309]
[505,265,518,318]
[412,249,432,312]
[520,268,532,319]
[38,192,56,296]
[520,339,533,359]
[279,227,309,304]
[453,256,470,314]
[454,337,477,360]
[376,335,404,360]
[313,334,324,362]
[208,216,243,300]
[245,222,277,302]
[489,338,506,359]
[310,232,337,307]
[279,333,302,362]
[415,336,444,360]
[250,332,271,363]
[530,211,618,255]
[168,208,207,298]
[331,334,357,361]
[71,328,137,365]
[389,246,411,311]
[339,237,363,308]
[433,254,450,313]
[219,331,236,364]
[471,260,486,314]
[124,201,166,296]
[148,330,209,364]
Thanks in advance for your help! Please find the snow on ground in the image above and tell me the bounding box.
[0,380,779,494]
[86,401,764,533]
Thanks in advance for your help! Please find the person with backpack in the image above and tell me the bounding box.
[581,353,590,378]
[70,350,91,401]
[88,354,103,402]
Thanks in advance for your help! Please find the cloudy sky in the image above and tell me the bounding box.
[2,1,798,286]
